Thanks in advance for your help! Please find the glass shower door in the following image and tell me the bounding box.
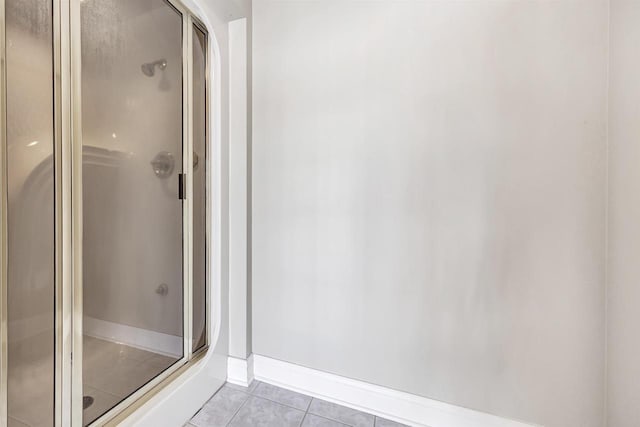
[192,22,207,353]
[80,0,184,424]
[5,1,56,426]
[1,1,209,425]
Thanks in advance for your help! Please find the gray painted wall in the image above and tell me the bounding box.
[251,1,608,426]
[607,1,640,425]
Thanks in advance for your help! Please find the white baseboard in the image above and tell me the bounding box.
[84,316,182,358]
[252,355,536,427]
[227,355,255,387]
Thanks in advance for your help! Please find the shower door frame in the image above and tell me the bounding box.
[0,0,7,426]
[66,1,212,426]
[0,0,212,426]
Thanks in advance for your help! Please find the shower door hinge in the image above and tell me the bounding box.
[178,173,186,200]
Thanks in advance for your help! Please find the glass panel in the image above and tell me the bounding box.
[5,1,55,426]
[80,0,184,424]
[192,25,207,352]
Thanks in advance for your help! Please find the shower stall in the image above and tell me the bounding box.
[0,0,210,425]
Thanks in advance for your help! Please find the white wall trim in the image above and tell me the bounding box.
[227,355,255,387]
[228,16,250,360]
[84,316,182,358]
[253,355,537,427]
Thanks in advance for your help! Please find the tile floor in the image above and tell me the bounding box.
[8,335,178,427]
[82,336,178,426]
[187,381,408,427]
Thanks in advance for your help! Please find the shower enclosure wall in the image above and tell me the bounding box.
[0,0,210,426]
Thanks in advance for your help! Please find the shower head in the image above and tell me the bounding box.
[141,59,167,77]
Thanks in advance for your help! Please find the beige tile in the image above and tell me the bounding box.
[84,336,157,364]
[7,335,176,427]
[146,353,179,370]
[8,417,30,427]
[83,386,122,426]
[84,356,162,397]
[82,336,178,409]
[7,357,54,427]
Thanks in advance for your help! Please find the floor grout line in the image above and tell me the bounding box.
[239,383,312,414]
[194,383,397,427]
[224,392,252,427]
[303,412,353,427]
[245,393,307,415]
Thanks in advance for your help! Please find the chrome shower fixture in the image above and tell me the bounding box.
[150,151,175,178]
[141,59,167,77]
